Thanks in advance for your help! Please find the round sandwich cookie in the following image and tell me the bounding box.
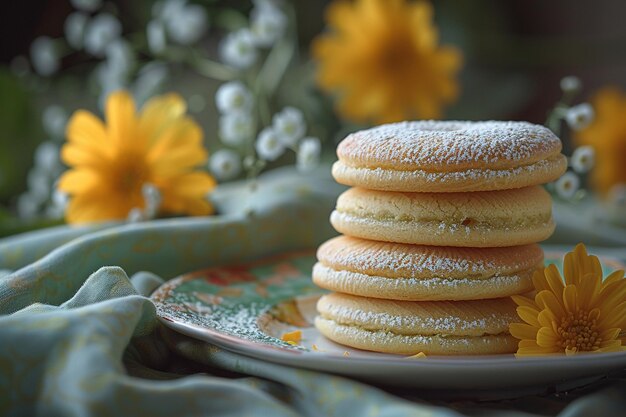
[313,236,542,301]
[333,120,567,192]
[330,185,554,247]
[315,292,519,355]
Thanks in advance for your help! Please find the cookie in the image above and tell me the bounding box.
[313,236,542,301]
[332,121,567,192]
[315,292,519,355]
[330,186,554,247]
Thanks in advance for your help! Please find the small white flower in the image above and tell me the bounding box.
[555,171,580,200]
[147,20,167,54]
[84,13,122,57]
[166,3,208,45]
[42,106,68,138]
[297,137,321,172]
[570,146,595,174]
[219,113,255,146]
[105,39,135,77]
[46,189,69,219]
[27,168,51,201]
[141,183,162,219]
[64,12,89,49]
[560,76,581,94]
[565,103,594,131]
[272,106,306,147]
[250,5,287,47]
[253,0,283,10]
[209,149,242,181]
[132,62,169,106]
[127,207,145,223]
[34,142,61,173]
[215,82,253,114]
[30,37,59,76]
[154,0,185,20]
[220,29,258,69]
[70,0,102,12]
[51,189,69,211]
[255,127,285,161]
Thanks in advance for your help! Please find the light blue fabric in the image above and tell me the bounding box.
[1,167,625,417]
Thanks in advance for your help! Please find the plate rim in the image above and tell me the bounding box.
[153,250,626,372]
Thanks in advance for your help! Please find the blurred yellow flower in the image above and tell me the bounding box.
[58,91,216,224]
[510,244,626,356]
[312,0,462,124]
[575,87,626,195]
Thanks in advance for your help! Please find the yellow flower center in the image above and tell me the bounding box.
[557,310,601,352]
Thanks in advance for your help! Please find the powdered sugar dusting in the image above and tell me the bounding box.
[317,317,515,353]
[318,237,542,279]
[314,264,531,300]
[320,303,514,335]
[338,121,562,170]
[318,294,518,336]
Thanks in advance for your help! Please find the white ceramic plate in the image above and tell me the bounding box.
[152,251,626,393]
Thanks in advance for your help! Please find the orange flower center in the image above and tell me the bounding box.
[112,154,149,195]
[557,310,601,352]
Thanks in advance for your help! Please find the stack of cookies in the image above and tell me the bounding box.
[313,121,567,355]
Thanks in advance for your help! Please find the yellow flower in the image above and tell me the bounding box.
[510,243,626,356]
[574,87,626,195]
[312,0,462,124]
[58,91,217,224]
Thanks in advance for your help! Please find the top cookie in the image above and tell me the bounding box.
[333,120,567,192]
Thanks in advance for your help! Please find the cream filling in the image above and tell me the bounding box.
[333,210,553,233]
[338,154,565,177]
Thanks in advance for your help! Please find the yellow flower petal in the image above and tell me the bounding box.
[516,345,558,356]
[536,327,559,348]
[509,323,538,340]
[57,169,102,194]
[147,118,204,165]
[597,340,624,352]
[517,306,541,327]
[537,309,557,329]
[532,270,550,292]
[61,144,109,169]
[65,192,128,224]
[598,302,626,329]
[598,281,626,312]
[535,290,566,318]
[66,110,110,156]
[511,294,537,309]
[578,271,601,310]
[599,327,621,342]
[604,270,625,286]
[139,92,187,145]
[562,285,578,313]
[105,90,137,150]
[518,339,540,348]
[544,264,565,295]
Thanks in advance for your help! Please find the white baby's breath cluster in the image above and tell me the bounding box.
[209,1,320,182]
[220,0,287,70]
[548,76,596,202]
[127,183,162,223]
[15,0,321,223]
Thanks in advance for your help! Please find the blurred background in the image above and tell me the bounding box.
[1,0,625,236]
